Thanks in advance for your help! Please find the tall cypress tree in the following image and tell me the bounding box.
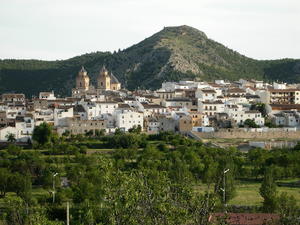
[259,166,278,212]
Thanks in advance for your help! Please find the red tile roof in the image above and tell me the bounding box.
[209,213,280,225]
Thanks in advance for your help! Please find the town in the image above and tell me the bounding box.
[1,65,300,147]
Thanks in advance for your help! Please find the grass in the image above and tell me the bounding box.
[229,182,262,206]
[86,149,116,154]
[196,180,300,206]
[230,182,300,206]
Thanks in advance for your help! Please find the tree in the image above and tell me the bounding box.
[277,192,299,225]
[10,173,32,203]
[250,103,267,117]
[32,122,53,146]
[7,144,22,155]
[114,128,124,135]
[95,129,105,137]
[244,119,259,128]
[0,168,11,197]
[260,167,278,212]
[248,148,268,179]
[215,155,236,205]
[264,118,278,128]
[3,196,27,225]
[85,130,93,137]
[128,125,142,134]
[62,130,70,137]
[6,133,16,143]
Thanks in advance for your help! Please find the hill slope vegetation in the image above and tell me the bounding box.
[1,25,300,96]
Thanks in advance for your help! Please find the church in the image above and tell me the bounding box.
[72,66,121,98]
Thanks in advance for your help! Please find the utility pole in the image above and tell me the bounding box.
[223,169,229,211]
[66,201,70,225]
[52,172,58,203]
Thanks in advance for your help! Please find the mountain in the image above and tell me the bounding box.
[1,25,300,97]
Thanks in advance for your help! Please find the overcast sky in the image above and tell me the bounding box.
[1,0,299,60]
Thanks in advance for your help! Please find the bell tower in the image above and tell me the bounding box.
[97,66,111,90]
[76,66,90,90]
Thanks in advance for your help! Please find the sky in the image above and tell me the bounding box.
[0,0,299,60]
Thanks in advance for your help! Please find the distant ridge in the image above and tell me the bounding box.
[0,25,300,96]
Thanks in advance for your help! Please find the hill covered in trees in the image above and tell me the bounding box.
[1,25,300,96]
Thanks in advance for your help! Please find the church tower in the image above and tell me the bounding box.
[97,66,111,90]
[76,66,90,90]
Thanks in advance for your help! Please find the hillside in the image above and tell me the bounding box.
[1,25,300,96]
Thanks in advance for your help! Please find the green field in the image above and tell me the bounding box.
[196,180,300,206]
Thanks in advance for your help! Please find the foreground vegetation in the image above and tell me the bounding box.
[0,124,300,224]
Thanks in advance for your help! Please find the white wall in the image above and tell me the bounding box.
[115,110,143,131]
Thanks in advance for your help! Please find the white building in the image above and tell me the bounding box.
[195,89,218,101]
[273,82,287,90]
[15,114,35,137]
[199,101,225,116]
[39,91,56,100]
[0,115,34,142]
[139,103,168,117]
[96,101,118,115]
[114,109,143,131]
[54,107,74,127]
[34,109,54,125]
[163,98,193,109]
[0,126,18,142]
[147,118,160,132]
[6,103,26,119]
[231,110,264,126]
[271,111,300,127]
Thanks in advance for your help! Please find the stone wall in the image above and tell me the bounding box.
[192,129,300,139]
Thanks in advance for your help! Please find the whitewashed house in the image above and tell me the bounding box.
[271,111,300,127]
[34,109,54,125]
[39,91,56,100]
[114,108,143,132]
[232,110,264,126]
[195,89,218,102]
[54,107,74,127]
[199,101,225,116]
